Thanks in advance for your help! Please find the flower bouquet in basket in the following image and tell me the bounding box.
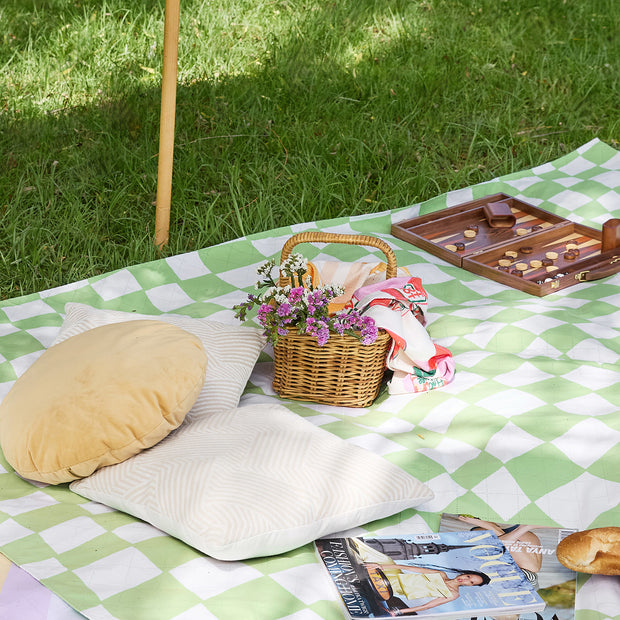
[233,252,379,347]
[234,234,394,408]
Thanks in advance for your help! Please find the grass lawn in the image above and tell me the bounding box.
[1,0,618,298]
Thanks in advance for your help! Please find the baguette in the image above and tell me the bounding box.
[556,527,620,574]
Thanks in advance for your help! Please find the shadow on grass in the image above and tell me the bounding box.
[1,0,617,296]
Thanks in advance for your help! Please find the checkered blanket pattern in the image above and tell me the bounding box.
[0,139,618,619]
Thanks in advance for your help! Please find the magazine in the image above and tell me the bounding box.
[439,513,577,620]
[315,530,546,619]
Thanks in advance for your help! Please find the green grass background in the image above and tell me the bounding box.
[1,0,618,298]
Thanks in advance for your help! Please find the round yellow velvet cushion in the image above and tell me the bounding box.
[0,320,207,484]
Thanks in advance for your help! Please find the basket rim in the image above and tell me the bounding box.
[278,232,398,287]
[274,326,390,344]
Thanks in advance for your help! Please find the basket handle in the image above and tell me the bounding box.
[279,232,397,286]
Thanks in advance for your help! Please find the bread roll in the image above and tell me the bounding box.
[557,527,620,574]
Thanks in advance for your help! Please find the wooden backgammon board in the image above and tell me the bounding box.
[391,193,620,296]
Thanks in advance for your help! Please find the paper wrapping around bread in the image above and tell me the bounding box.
[556,527,620,575]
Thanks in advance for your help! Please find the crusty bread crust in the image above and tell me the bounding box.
[556,527,620,574]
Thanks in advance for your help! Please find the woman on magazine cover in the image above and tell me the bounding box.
[363,561,491,616]
[457,515,549,589]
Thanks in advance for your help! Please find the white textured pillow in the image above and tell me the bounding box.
[70,403,433,561]
[56,304,266,418]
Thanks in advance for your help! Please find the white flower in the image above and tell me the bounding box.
[258,286,277,302]
[320,284,344,297]
[281,253,308,275]
[256,260,276,279]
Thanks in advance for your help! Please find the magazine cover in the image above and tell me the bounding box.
[315,530,546,619]
[439,514,577,620]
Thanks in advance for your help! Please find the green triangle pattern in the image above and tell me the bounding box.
[0,139,618,619]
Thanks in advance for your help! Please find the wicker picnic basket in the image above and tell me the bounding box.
[272,231,397,408]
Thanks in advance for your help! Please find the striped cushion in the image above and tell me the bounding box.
[55,303,266,419]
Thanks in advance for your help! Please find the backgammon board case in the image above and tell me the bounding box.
[391,193,620,296]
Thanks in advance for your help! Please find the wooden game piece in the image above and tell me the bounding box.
[546,265,559,273]
[497,265,510,272]
[484,201,516,227]
[546,251,559,260]
[515,262,529,271]
[601,218,620,252]
[564,251,577,260]
[455,242,465,251]
[542,258,554,267]
[498,259,512,267]
[505,251,518,259]
[516,228,528,236]
[467,224,479,232]
[464,229,477,238]
[566,242,578,251]
[529,259,543,269]
[511,269,524,277]
[446,244,458,252]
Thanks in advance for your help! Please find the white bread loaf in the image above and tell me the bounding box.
[556,527,620,574]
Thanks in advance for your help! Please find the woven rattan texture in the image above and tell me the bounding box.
[273,232,394,407]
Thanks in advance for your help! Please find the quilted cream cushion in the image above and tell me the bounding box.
[70,403,434,561]
[0,320,207,484]
[54,303,267,420]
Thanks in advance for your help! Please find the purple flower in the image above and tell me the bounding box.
[308,290,327,307]
[316,324,330,346]
[360,327,378,345]
[289,287,304,303]
[333,321,345,335]
[277,302,292,317]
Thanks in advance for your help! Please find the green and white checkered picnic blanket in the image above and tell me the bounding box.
[0,138,619,619]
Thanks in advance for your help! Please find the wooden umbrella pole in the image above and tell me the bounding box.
[154,0,181,249]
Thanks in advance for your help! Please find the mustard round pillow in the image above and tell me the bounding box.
[0,320,207,484]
